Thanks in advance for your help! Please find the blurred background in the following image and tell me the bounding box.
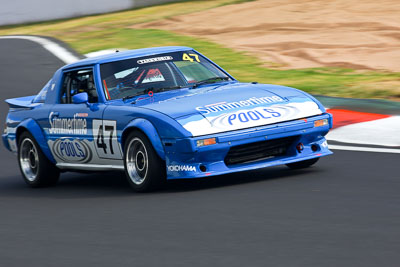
[1,0,399,100]
[1,4,399,267]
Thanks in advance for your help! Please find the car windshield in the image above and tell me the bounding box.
[99,51,231,100]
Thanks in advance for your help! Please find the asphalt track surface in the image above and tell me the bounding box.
[0,38,399,267]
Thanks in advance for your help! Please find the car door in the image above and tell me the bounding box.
[46,68,107,167]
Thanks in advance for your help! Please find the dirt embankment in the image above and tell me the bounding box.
[133,0,400,71]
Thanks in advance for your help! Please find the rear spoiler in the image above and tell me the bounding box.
[5,95,40,109]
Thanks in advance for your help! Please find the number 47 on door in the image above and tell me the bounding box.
[92,120,122,159]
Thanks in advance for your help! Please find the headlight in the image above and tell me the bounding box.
[314,119,328,127]
[196,137,216,147]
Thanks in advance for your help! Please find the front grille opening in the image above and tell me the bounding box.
[224,136,298,166]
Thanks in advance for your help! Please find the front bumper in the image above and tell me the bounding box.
[164,113,332,179]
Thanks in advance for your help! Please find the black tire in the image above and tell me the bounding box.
[123,131,166,192]
[286,157,319,170]
[18,131,60,187]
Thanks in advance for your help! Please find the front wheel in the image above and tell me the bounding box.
[124,131,166,192]
[18,132,60,187]
[286,157,319,170]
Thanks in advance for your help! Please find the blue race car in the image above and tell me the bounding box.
[2,46,332,191]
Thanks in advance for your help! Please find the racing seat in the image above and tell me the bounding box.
[76,76,98,103]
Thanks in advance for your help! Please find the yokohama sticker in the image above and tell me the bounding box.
[168,165,196,172]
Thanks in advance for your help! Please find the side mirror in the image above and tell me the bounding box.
[72,92,89,104]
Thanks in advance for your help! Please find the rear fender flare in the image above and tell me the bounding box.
[16,119,56,163]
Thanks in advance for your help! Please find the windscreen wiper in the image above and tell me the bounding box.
[151,85,184,93]
[122,92,144,102]
[192,77,230,88]
[122,88,153,101]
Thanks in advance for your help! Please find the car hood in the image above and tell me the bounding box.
[134,82,324,136]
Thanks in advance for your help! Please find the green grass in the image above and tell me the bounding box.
[74,28,400,99]
[1,0,399,100]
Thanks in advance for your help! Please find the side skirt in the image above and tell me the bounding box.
[56,163,125,171]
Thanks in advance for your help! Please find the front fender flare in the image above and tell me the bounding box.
[17,118,56,163]
[121,118,165,160]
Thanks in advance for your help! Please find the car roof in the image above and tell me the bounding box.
[63,46,193,70]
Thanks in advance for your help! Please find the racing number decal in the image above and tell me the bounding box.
[93,120,122,159]
[182,53,200,62]
[96,125,114,154]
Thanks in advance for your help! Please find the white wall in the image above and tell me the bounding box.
[0,0,183,26]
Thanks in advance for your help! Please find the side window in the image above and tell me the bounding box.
[59,69,98,104]
[32,79,51,103]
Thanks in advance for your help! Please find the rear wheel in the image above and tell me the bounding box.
[124,131,166,192]
[286,157,319,170]
[18,132,60,187]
